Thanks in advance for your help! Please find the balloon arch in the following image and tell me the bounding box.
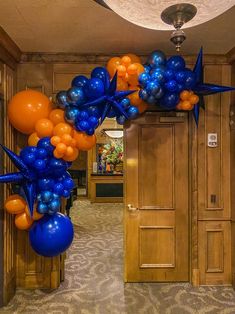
[1,48,234,257]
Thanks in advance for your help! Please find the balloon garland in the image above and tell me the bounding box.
[0,48,234,257]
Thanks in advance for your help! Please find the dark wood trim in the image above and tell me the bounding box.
[226,46,235,64]
[0,27,21,70]
[0,96,4,306]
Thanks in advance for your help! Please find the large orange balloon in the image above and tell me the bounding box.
[15,212,33,230]
[4,194,26,215]
[53,123,72,137]
[49,109,65,125]
[28,132,40,146]
[73,131,97,151]
[8,90,52,134]
[107,57,121,77]
[35,118,54,138]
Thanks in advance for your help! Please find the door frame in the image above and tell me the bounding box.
[124,110,199,285]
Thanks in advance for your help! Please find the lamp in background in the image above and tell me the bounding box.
[103,129,123,139]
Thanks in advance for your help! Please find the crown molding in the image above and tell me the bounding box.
[226,46,235,64]
[0,27,22,68]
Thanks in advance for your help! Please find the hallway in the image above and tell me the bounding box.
[2,200,235,314]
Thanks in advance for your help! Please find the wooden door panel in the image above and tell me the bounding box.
[125,113,189,282]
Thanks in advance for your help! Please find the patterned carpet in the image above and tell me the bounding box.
[2,200,235,314]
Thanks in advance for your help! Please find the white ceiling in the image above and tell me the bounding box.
[0,0,234,55]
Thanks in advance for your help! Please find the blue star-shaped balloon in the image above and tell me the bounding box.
[0,144,36,216]
[81,71,135,123]
[192,47,235,125]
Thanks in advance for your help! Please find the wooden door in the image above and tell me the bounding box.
[124,112,189,282]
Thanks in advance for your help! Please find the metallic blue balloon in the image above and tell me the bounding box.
[48,199,61,214]
[37,138,54,156]
[38,178,54,191]
[165,80,178,92]
[167,56,185,71]
[116,115,126,125]
[91,67,110,86]
[160,92,179,110]
[56,91,69,109]
[147,95,156,104]
[77,110,89,121]
[29,213,74,257]
[87,128,95,136]
[37,202,48,214]
[84,78,105,100]
[184,70,196,89]
[146,81,160,95]
[138,72,150,87]
[53,183,64,195]
[175,70,186,83]
[71,75,88,88]
[88,116,99,128]
[150,68,165,84]
[76,120,90,132]
[120,98,130,109]
[65,106,80,124]
[139,89,148,101]
[154,87,164,99]
[67,87,86,105]
[127,106,139,119]
[164,69,175,81]
[40,190,53,203]
[148,50,166,68]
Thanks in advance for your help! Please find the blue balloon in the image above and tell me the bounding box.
[120,98,130,109]
[62,189,71,198]
[38,178,54,191]
[49,158,68,174]
[48,199,61,214]
[84,78,105,100]
[128,106,139,119]
[86,128,95,136]
[150,68,165,84]
[21,152,36,165]
[40,190,53,203]
[116,115,126,125]
[37,138,54,156]
[67,87,86,105]
[148,50,166,68]
[37,202,48,214]
[164,69,175,81]
[65,106,80,124]
[184,70,196,89]
[147,95,156,104]
[88,116,99,128]
[71,75,88,88]
[76,120,90,132]
[138,72,150,87]
[154,87,164,99]
[53,183,64,195]
[146,81,160,95]
[63,177,74,190]
[144,65,151,73]
[160,92,179,110]
[165,80,178,92]
[167,56,185,71]
[56,91,69,109]
[175,71,186,83]
[37,148,48,159]
[87,106,101,118]
[77,110,89,121]
[107,108,116,118]
[139,89,148,101]
[177,84,184,92]
[33,159,47,171]
[29,213,74,257]
[91,67,110,85]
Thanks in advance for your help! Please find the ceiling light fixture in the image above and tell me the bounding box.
[93,0,110,10]
[103,129,123,139]
[161,3,197,51]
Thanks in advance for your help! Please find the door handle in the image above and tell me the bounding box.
[127,204,138,212]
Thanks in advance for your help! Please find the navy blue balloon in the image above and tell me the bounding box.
[63,178,74,190]
[146,81,160,95]
[165,80,178,92]
[62,189,71,198]
[71,75,88,88]
[148,50,166,68]
[84,78,105,100]
[29,213,74,257]
[175,71,186,83]
[154,87,164,99]
[160,92,179,110]
[88,116,99,128]
[37,138,54,156]
[120,98,130,109]
[87,106,101,118]
[128,106,139,119]
[37,148,48,159]
[67,87,86,105]
[138,72,150,87]
[139,89,148,101]
[49,158,68,174]
[56,91,69,109]
[65,106,80,124]
[38,178,54,191]
[107,108,116,118]
[21,152,36,165]
[34,159,46,171]
[167,56,186,71]
[91,67,110,83]
[37,202,48,214]
[164,69,175,81]
[76,120,90,132]
[184,70,196,89]
[177,84,184,92]
[53,183,64,195]
[147,95,156,104]
[116,115,126,125]
[77,110,89,121]
[86,128,95,136]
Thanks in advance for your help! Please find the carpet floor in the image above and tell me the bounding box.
[1,200,235,314]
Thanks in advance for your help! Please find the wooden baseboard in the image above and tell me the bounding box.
[192,269,200,286]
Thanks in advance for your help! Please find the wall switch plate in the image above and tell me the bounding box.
[208,133,217,147]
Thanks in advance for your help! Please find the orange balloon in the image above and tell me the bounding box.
[127,74,139,86]
[189,94,199,105]
[56,143,67,154]
[107,57,121,77]
[128,87,142,106]
[63,147,79,162]
[15,212,33,230]
[53,149,64,159]
[135,63,145,75]
[65,146,74,157]
[35,118,54,138]
[49,109,65,125]
[25,205,44,221]
[181,100,193,110]
[4,194,26,215]
[176,101,183,110]
[117,65,126,78]
[53,123,72,137]
[180,90,191,101]
[117,78,128,91]
[28,132,40,146]
[61,134,72,145]
[126,53,141,64]
[127,64,138,75]
[135,101,148,114]
[70,138,77,147]
[8,90,52,134]
[121,56,131,68]
[51,135,61,146]
[73,131,97,151]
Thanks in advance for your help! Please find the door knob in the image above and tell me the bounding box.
[127,204,138,211]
